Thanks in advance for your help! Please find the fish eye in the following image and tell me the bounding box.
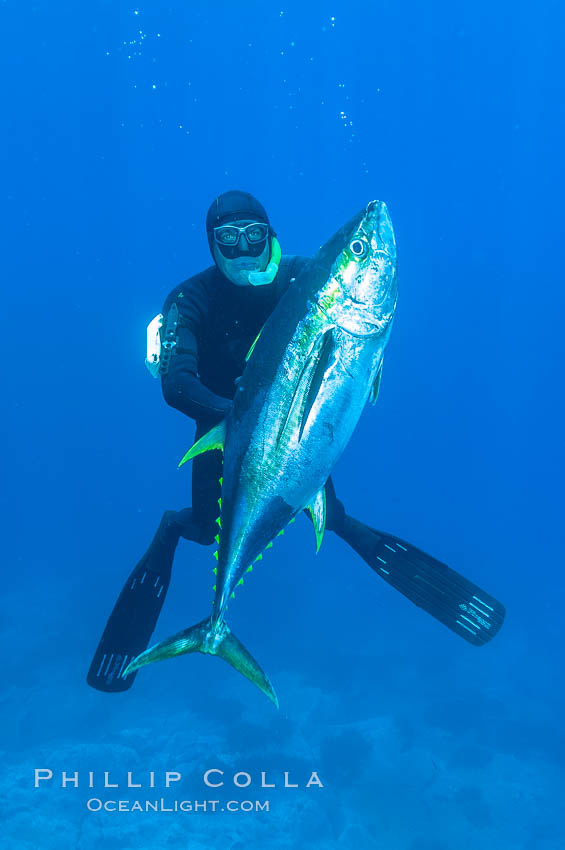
[349,238,368,258]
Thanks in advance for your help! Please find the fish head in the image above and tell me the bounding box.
[317,200,397,337]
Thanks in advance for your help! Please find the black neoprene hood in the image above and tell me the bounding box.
[205,190,271,256]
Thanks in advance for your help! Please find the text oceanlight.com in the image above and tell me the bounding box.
[86,798,270,813]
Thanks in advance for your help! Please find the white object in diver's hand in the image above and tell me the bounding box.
[145,313,163,377]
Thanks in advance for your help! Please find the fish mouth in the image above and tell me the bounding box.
[360,200,396,255]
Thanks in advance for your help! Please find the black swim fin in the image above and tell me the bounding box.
[86,553,172,692]
[338,517,505,645]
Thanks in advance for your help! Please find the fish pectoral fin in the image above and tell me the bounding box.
[178,419,227,467]
[306,487,326,553]
[123,617,278,708]
[298,329,335,440]
[369,361,383,406]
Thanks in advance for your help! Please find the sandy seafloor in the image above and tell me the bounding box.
[2,513,563,850]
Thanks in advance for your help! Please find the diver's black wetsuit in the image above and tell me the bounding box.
[150,256,345,557]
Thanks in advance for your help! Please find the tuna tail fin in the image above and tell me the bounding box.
[122,617,279,708]
[217,626,279,708]
[178,420,226,468]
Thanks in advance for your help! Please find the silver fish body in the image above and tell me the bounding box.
[215,199,397,616]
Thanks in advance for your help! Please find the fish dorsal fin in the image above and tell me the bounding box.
[306,487,326,553]
[245,326,264,362]
[178,419,227,467]
[369,361,383,405]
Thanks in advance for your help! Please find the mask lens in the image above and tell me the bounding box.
[214,222,268,246]
[245,223,268,243]
[213,222,269,259]
[215,226,239,245]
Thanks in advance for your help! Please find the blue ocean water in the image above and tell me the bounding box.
[2,1,564,847]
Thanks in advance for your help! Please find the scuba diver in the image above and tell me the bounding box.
[87,190,505,692]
